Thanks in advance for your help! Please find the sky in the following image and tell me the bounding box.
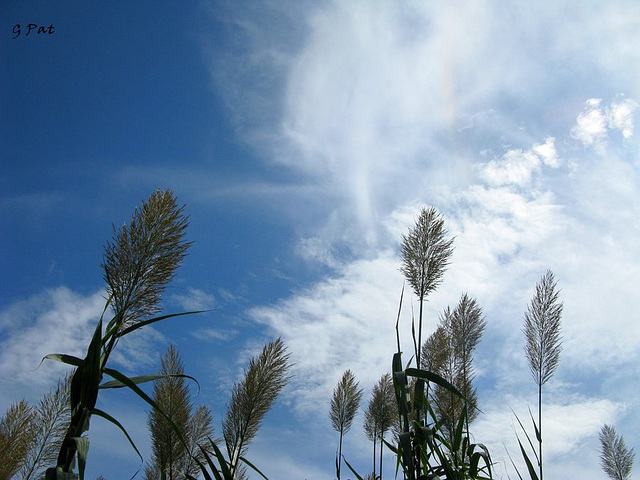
[1,1,639,479]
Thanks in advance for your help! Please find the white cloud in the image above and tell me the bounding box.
[572,98,609,147]
[252,252,405,418]
[202,3,640,478]
[476,137,560,187]
[571,97,639,150]
[534,137,561,168]
[0,287,167,408]
[474,396,623,479]
[250,103,640,477]
[191,327,237,342]
[0,288,104,401]
[608,98,639,139]
[172,287,216,311]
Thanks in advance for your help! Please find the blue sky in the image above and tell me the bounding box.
[2,1,640,479]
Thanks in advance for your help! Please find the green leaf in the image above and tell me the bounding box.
[117,310,204,338]
[192,449,217,480]
[398,431,413,473]
[42,353,84,368]
[405,368,465,401]
[91,408,143,465]
[469,443,492,478]
[382,438,398,454]
[72,437,89,480]
[206,437,232,480]
[452,403,466,453]
[80,319,103,410]
[395,283,405,354]
[99,373,200,391]
[102,367,190,453]
[239,455,270,480]
[528,406,542,443]
[413,378,425,414]
[518,438,540,480]
[342,456,365,480]
[511,407,539,464]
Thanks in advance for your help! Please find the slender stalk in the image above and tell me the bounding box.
[338,427,344,479]
[330,370,362,480]
[523,270,563,480]
[538,383,543,480]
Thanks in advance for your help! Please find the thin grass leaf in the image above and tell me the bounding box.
[91,408,143,464]
[398,432,413,474]
[452,403,466,454]
[382,438,397,454]
[208,437,233,480]
[528,406,541,444]
[518,438,540,480]
[413,378,425,414]
[196,443,222,480]
[411,315,418,366]
[395,283,405,354]
[469,443,492,478]
[505,443,525,480]
[511,407,539,464]
[343,456,365,480]
[80,320,103,410]
[405,368,467,402]
[72,436,89,480]
[102,367,190,452]
[116,310,205,339]
[41,354,84,368]
[239,455,270,480]
[99,373,199,390]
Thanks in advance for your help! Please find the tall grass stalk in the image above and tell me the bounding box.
[400,207,454,372]
[331,370,363,480]
[189,338,292,480]
[522,270,563,480]
[223,338,292,479]
[43,190,200,480]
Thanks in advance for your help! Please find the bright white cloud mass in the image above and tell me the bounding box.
[2,1,640,479]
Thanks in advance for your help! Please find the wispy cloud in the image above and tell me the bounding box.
[212,1,640,475]
[478,137,560,187]
[171,287,216,311]
[250,92,640,477]
[191,327,237,343]
[571,97,639,151]
[0,287,104,401]
[0,287,166,407]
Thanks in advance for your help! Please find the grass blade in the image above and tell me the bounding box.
[518,438,540,480]
[91,408,143,465]
[42,354,84,368]
[239,455,270,480]
[102,367,190,453]
[99,373,200,392]
[342,456,365,480]
[116,310,204,338]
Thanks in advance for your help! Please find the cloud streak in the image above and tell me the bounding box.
[0,287,167,408]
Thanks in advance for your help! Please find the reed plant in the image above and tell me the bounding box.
[599,424,635,480]
[42,190,200,480]
[517,270,563,480]
[188,337,292,480]
[331,370,363,480]
[346,275,492,477]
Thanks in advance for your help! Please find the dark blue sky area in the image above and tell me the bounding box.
[1,2,304,307]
